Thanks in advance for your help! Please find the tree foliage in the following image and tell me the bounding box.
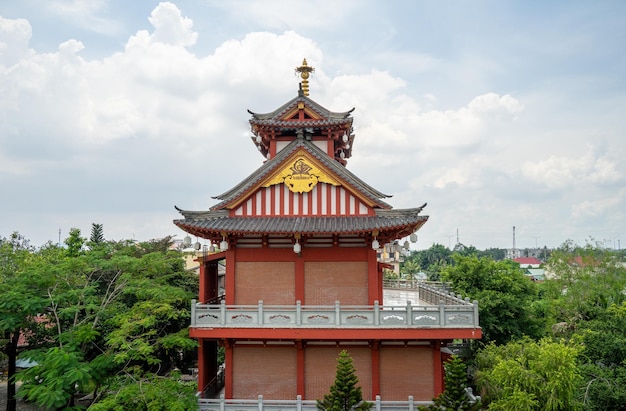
[88,370,198,411]
[475,337,582,411]
[90,223,104,245]
[541,244,626,328]
[576,302,626,410]
[0,231,198,410]
[419,355,481,411]
[0,232,50,411]
[317,350,372,411]
[441,255,545,345]
[405,243,453,281]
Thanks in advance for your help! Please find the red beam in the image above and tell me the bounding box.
[189,327,482,340]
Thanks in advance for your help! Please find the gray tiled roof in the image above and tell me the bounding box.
[210,138,392,210]
[248,94,354,123]
[174,206,428,238]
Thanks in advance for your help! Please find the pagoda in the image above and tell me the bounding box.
[174,59,481,407]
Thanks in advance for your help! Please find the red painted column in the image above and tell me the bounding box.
[197,339,206,396]
[270,140,277,158]
[296,341,305,397]
[295,251,305,303]
[371,341,380,398]
[368,248,380,304]
[198,258,206,303]
[432,340,443,395]
[225,248,236,305]
[224,340,234,398]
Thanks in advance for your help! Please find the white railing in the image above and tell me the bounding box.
[198,395,433,411]
[191,298,479,329]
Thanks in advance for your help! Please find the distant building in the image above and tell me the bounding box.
[512,257,542,268]
[525,268,545,282]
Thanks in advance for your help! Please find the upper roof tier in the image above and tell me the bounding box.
[249,90,355,166]
[173,59,429,245]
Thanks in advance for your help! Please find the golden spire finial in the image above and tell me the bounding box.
[295,58,315,96]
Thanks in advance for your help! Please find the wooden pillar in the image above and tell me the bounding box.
[224,340,234,398]
[198,258,207,304]
[371,341,380,398]
[296,341,305,397]
[295,251,305,303]
[368,248,380,304]
[432,340,443,395]
[225,248,236,305]
[197,339,206,396]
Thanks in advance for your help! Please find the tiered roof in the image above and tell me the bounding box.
[174,64,428,245]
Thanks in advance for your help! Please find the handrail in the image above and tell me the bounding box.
[383,280,471,306]
[198,395,434,411]
[191,298,479,329]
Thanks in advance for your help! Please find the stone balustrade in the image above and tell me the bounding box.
[191,298,479,328]
[198,395,434,411]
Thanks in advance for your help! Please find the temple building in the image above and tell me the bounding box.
[174,59,481,408]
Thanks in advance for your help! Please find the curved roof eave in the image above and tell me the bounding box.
[208,139,391,210]
[248,94,354,121]
[173,212,428,239]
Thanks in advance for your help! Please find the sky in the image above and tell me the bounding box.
[1,1,625,251]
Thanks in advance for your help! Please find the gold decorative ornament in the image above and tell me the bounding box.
[263,153,340,193]
[295,58,315,96]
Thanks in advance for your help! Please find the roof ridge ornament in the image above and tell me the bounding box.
[295,58,315,96]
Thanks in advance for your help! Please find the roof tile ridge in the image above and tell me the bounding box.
[210,138,305,207]
[301,140,392,204]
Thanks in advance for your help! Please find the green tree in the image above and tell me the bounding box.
[0,233,50,411]
[477,248,506,261]
[90,223,104,245]
[412,244,453,281]
[17,347,93,410]
[441,255,544,345]
[14,234,198,410]
[419,355,482,411]
[400,259,420,279]
[576,302,626,410]
[88,371,198,411]
[317,350,372,411]
[475,338,582,411]
[542,244,626,329]
[64,227,85,257]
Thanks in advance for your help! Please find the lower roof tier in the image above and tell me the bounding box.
[174,207,428,244]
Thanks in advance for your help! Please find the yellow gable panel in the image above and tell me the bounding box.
[263,153,341,194]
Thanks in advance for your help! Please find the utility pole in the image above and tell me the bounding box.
[512,226,516,258]
[532,235,540,249]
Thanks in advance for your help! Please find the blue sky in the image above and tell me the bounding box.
[1,1,624,250]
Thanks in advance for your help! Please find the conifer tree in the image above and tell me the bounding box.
[317,350,372,411]
[90,223,104,244]
[420,355,482,411]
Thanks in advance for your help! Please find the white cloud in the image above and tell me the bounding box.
[46,0,121,35]
[572,190,624,218]
[0,2,624,250]
[0,16,32,66]
[521,150,622,189]
[147,2,197,47]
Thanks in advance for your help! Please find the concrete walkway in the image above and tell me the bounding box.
[382,288,427,307]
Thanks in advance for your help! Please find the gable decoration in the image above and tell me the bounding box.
[263,154,341,193]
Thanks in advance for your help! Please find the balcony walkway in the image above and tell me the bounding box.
[191,282,478,330]
[382,288,428,307]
